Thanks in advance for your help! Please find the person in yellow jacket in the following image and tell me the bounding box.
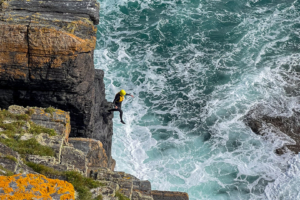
[108,89,134,124]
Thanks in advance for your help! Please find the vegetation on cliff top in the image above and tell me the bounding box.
[115,191,130,200]
[0,109,56,157]
[0,165,14,176]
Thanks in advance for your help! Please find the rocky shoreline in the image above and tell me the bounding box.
[0,0,189,199]
[244,103,300,155]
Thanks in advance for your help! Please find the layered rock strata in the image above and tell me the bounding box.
[0,106,189,199]
[5,105,110,176]
[93,168,189,200]
[0,0,114,167]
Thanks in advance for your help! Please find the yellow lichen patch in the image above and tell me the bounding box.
[0,52,28,66]
[29,56,51,68]
[1,1,9,9]
[51,56,64,68]
[6,68,27,80]
[0,174,75,199]
[0,25,28,52]
[29,55,76,69]
[29,26,96,56]
[13,53,28,65]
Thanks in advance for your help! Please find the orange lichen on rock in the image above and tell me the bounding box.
[0,25,28,53]
[0,174,75,199]
[6,68,27,80]
[49,108,71,140]
[29,56,51,69]
[65,113,71,141]
[0,52,28,66]
[29,26,96,56]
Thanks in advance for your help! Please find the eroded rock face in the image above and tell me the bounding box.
[94,168,154,200]
[68,138,110,172]
[0,143,36,175]
[244,103,300,154]
[2,106,111,177]
[0,0,113,163]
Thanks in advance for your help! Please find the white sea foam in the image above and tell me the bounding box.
[95,0,300,199]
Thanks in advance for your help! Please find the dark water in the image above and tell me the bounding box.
[95,0,300,199]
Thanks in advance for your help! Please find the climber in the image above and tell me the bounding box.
[108,89,134,124]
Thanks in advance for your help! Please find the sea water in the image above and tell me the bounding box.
[94,0,300,199]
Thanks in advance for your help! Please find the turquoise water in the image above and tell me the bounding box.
[94,0,300,199]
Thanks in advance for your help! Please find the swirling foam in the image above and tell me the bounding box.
[95,0,300,199]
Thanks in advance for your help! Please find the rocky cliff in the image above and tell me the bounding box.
[0,105,188,200]
[0,0,113,164]
[244,103,300,155]
[0,1,189,199]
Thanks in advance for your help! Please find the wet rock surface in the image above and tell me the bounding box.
[244,103,300,154]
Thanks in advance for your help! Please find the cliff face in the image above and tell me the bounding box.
[0,0,114,163]
[0,105,188,200]
[0,1,190,199]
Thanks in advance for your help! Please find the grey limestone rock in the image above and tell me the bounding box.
[118,180,133,199]
[0,143,37,175]
[20,133,34,141]
[61,146,87,175]
[35,133,65,161]
[132,191,154,200]
[68,137,109,174]
[151,191,189,200]
[133,180,152,196]
[0,134,8,139]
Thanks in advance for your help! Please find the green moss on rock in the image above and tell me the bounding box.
[29,122,57,136]
[115,191,130,200]
[0,165,14,176]
[0,138,55,157]
[4,155,17,163]
[44,106,56,117]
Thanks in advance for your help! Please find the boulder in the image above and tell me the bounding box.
[244,103,300,154]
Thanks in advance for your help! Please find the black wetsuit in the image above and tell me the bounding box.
[108,92,131,122]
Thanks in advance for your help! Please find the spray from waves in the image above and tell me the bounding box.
[265,154,300,199]
[95,0,300,199]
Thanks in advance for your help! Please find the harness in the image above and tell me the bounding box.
[118,95,124,102]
